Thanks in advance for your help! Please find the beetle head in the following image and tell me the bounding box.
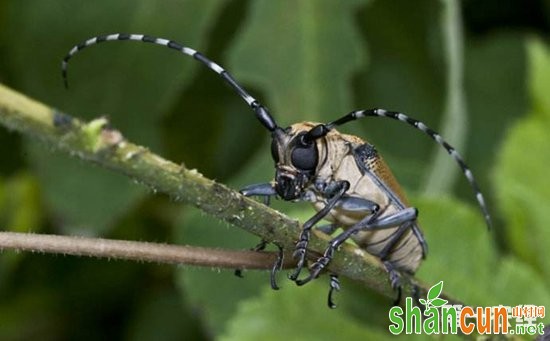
[270,124,320,200]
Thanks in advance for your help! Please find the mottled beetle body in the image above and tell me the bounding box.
[62,33,491,308]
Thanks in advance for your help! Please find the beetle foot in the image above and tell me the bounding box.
[288,231,310,281]
[234,239,269,279]
[270,244,284,290]
[288,248,307,281]
[295,255,330,286]
[384,261,402,306]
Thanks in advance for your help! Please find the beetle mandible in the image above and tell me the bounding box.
[62,34,492,308]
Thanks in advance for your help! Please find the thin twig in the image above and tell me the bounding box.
[0,231,294,269]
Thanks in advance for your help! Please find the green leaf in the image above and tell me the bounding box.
[418,298,427,306]
[220,282,392,341]
[353,0,446,189]
[356,6,527,197]
[6,0,226,148]
[123,290,205,341]
[228,0,367,123]
[0,172,44,285]
[174,206,265,337]
[529,38,550,117]
[490,256,550,308]
[462,33,528,200]
[414,195,550,319]
[427,281,443,301]
[25,141,146,234]
[415,195,496,305]
[494,115,550,274]
[493,38,550,283]
[0,172,43,232]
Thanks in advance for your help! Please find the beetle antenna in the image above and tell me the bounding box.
[61,33,278,132]
[307,108,493,230]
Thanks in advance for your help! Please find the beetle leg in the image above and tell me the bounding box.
[233,239,284,290]
[411,224,428,259]
[383,261,402,306]
[295,204,380,286]
[367,211,421,305]
[270,244,284,290]
[288,181,350,281]
[305,208,418,304]
[328,274,340,309]
[234,239,268,278]
[254,240,268,251]
[336,196,380,212]
[412,282,424,312]
[364,207,418,229]
[294,210,379,286]
[317,223,338,235]
[249,241,284,291]
[296,207,416,286]
[237,184,281,285]
[240,182,277,204]
[377,223,410,261]
[376,222,426,306]
[362,211,421,267]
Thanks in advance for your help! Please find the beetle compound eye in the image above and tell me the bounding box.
[270,139,280,163]
[290,144,318,171]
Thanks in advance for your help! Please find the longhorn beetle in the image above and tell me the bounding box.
[62,33,492,308]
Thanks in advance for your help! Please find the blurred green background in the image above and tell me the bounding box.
[0,0,549,340]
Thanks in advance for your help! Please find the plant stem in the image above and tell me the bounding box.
[0,231,290,269]
[423,0,467,195]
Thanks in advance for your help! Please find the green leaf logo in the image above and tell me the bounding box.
[431,298,448,307]
[428,281,443,300]
[421,281,448,309]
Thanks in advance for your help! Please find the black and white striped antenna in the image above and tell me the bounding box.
[61,33,278,132]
